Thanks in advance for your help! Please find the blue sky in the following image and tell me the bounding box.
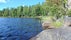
[0,0,45,10]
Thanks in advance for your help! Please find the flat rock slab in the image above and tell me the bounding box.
[30,27,71,40]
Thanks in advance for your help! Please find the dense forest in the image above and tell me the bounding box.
[0,0,71,18]
[0,3,47,17]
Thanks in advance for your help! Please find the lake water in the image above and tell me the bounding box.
[0,18,43,40]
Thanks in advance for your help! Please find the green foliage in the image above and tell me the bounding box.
[2,8,9,17]
[0,3,47,17]
[67,10,71,16]
[41,16,53,22]
[45,0,68,19]
[52,21,63,28]
[41,16,63,28]
[0,0,68,18]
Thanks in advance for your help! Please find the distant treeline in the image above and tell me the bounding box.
[0,3,48,17]
[0,0,71,18]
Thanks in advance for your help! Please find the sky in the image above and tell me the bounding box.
[0,0,45,10]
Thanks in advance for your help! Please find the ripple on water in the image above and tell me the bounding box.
[0,18,43,40]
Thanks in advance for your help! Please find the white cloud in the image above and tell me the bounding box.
[23,5,24,7]
[0,0,7,3]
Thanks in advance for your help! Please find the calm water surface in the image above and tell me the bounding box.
[0,18,43,40]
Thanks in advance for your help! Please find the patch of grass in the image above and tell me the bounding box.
[52,21,63,28]
[41,16,63,28]
[41,16,53,22]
